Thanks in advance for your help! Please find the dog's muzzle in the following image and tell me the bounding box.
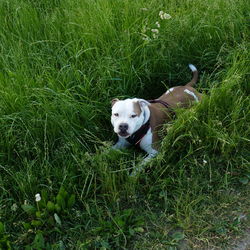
[118,123,129,137]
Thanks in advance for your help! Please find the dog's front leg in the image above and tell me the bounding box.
[142,148,158,162]
[112,137,131,150]
[140,128,159,162]
[130,148,158,177]
[130,129,158,176]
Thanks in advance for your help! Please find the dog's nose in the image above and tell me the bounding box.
[119,123,128,131]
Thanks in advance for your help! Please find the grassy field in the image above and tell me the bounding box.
[0,0,249,248]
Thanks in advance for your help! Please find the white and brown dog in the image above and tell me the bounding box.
[111,64,202,174]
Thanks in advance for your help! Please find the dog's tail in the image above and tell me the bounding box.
[186,64,198,87]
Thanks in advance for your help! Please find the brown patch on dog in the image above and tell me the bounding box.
[145,65,201,150]
[149,104,172,150]
[133,101,142,116]
[111,98,119,107]
[148,86,202,149]
[158,86,202,108]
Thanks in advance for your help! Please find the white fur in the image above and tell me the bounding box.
[166,87,174,95]
[111,99,157,176]
[130,128,158,176]
[111,98,150,138]
[188,64,197,72]
[111,64,200,176]
[112,137,131,149]
[184,89,199,102]
[139,128,158,156]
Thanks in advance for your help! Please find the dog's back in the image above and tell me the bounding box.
[158,64,202,108]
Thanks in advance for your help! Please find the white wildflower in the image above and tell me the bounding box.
[35,193,41,202]
[162,13,171,19]
[159,10,172,20]
[159,11,164,16]
[11,203,18,211]
[151,28,159,34]
[203,159,208,165]
[155,21,160,28]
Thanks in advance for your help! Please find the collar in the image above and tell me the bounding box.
[147,99,171,108]
[148,99,175,116]
[125,119,150,146]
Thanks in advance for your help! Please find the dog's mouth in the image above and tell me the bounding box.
[118,131,130,138]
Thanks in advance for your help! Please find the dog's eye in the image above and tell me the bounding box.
[114,113,119,117]
[131,114,137,118]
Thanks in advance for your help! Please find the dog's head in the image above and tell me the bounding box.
[111,98,150,138]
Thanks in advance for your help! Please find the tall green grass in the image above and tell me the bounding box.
[0,0,249,248]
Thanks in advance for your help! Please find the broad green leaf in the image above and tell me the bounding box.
[0,222,4,234]
[32,233,45,248]
[67,194,75,209]
[31,220,42,227]
[172,231,185,241]
[21,204,36,215]
[47,201,55,212]
[56,194,66,209]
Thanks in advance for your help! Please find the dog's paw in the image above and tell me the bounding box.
[129,152,157,177]
[111,144,118,150]
[129,166,143,177]
[129,161,147,177]
[112,143,126,149]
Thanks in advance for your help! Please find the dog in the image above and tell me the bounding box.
[111,64,202,175]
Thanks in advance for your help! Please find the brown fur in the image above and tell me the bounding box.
[133,101,142,116]
[158,86,202,108]
[111,98,119,107]
[111,66,201,150]
[149,103,172,149]
[149,85,202,149]
[186,70,198,87]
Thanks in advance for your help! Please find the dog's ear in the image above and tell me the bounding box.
[111,98,119,107]
[133,101,142,115]
[138,99,150,108]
